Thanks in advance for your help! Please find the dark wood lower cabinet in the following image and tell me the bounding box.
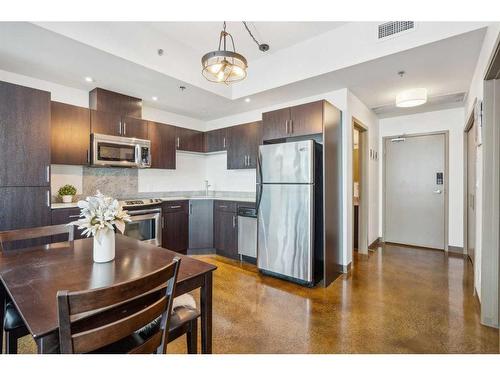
[213,202,238,260]
[0,187,51,249]
[51,207,86,242]
[162,201,189,254]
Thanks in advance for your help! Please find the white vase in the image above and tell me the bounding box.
[93,229,115,263]
[62,195,73,203]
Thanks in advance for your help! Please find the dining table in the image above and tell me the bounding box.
[0,234,217,354]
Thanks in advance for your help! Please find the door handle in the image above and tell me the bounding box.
[169,205,182,209]
[285,120,289,134]
[233,215,237,228]
[123,122,127,135]
[223,137,226,149]
[290,120,293,134]
[433,189,442,194]
[176,137,180,148]
[46,165,50,183]
[46,190,50,208]
[119,121,122,135]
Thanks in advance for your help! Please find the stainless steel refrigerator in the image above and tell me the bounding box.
[256,140,323,286]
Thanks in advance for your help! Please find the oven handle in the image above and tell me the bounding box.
[126,208,162,216]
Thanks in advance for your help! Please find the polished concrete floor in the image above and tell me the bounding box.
[16,243,498,353]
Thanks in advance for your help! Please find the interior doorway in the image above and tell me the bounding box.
[383,132,449,250]
[352,118,368,255]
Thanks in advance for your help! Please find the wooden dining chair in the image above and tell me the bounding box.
[0,224,75,354]
[57,257,181,354]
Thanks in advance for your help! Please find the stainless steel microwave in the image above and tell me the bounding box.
[91,133,151,168]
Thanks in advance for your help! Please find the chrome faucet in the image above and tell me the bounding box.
[204,180,212,197]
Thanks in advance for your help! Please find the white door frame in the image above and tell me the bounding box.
[463,104,476,259]
[352,117,369,255]
[382,131,449,251]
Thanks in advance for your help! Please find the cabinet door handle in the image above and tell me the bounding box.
[46,190,50,208]
[247,155,251,166]
[285,120,289,134]
[176,137,180,148]
[161,217,165,229]
[119,121,122,135]
[219,205,227,208]
[68,215,80,219]
[223,137,226,149]
[169,205,182,209]
[189,203,193,215]
[123,122,127,135]
[232,215,237,228]
[46,165,50,183]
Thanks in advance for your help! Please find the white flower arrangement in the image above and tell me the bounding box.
[70,191,131,243]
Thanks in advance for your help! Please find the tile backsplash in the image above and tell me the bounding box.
[82,167,138,197]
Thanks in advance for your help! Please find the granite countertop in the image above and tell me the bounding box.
[51,195,255,209]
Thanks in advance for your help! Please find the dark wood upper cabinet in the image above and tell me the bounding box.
[148,121,176,169]
[89,88,142,118]
[162,201,189,254]
[0,81,51,187]
[90,109,122,136]
[204,128,227,152]
[227,121,262,169]
[262,100,324,141]
[175,127,204,153]
[289,101,323,137]
[121,116,148,139]
[262,107,290,141]
[51,102,90,165]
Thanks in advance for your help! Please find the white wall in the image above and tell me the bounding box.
[346,91,380,265]
[378,107,465,248]
[464,24,500,300]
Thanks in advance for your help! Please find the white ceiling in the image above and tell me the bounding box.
[149,22,346,62]
[0,22,487,120]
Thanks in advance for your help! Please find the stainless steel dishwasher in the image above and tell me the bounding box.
[237,207,257,260]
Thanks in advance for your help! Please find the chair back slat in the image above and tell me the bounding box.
[57,257,181,354]
[72,296,167,353]
[129,330,163,354]
[0,224,74,251]
[66,263,177,315]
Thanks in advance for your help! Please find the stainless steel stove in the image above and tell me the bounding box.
[120,198,163,247]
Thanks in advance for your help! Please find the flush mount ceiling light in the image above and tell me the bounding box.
[201,21,269,84]
[84,76,94,83]
[395,88,428,108]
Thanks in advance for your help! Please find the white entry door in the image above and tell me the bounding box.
[384,133,446,249]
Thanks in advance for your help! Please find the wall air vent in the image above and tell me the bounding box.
[378,21,415,39]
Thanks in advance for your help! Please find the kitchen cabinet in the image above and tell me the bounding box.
[289,101,323,137]
[262,100,324,141]
[0,81,51,187]
[121,116,148,139]
[89,88,142,118]
[90,110,122,136]
[262,107,290,141]
[188,200,214,250]
[204,128,227,152]
[175,127,204,153]
[51,207,86,242]
[0,187,51,250]
[213,201,238,259]
[162,200,189,254]
[227,121,262,169]
[51,102,90,165]
[148,121,176,169]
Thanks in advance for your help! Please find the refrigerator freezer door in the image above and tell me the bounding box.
[257,183,314,282]
[259,140,314,184]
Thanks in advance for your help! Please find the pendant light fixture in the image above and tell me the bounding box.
[201,22,269,84]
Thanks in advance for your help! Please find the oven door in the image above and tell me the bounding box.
[123,208,162,246]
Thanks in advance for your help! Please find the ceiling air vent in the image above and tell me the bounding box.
[378,21,415,39]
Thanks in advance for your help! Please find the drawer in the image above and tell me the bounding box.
[51,207,85,240]
[162,200,189,213]
[237,201,256,210]
[214,200,237,213]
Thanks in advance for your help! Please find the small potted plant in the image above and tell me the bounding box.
[70,191,131,263]
[58,184,77,203]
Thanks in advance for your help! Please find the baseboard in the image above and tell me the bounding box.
[369,237,382,249]
[448,245,464,254]
[187,248,216,255]
[334,262,352,274]
[473,287,481,313]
